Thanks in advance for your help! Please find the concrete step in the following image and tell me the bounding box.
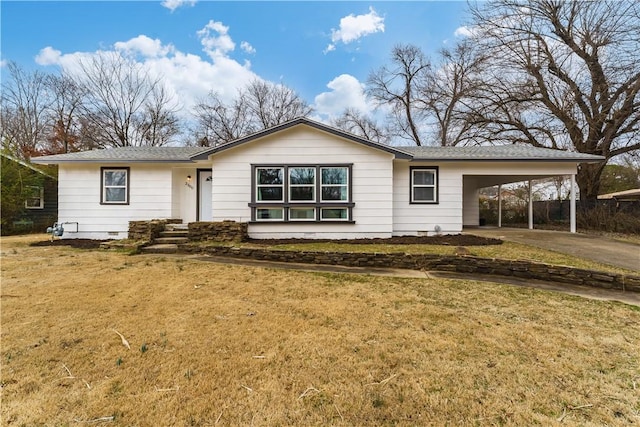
[153,237,189,244]
[159,230,189,238]
[141,244,179,254]
[166,223,188,231]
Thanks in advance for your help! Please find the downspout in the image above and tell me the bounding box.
[528,180,534,230]
[498,184,502,228]
[570,174,576,233]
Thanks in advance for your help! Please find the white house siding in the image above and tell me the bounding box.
[210,126,395,239]
[392,161,463,236]
[57,164,176,239]
[171,166,198,223]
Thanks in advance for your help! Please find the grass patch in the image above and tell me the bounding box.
[1,235,639,425]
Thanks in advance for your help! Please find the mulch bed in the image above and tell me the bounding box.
[248,234,503,246]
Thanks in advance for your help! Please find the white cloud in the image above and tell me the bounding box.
[323,44,336,55]
[114,35,174,58]
[240,41,256,55]
[35,46,62,65]
[313,74,370,118]
[326,6,384,52]
[161,0,196,12]
[197,20,235,59]
[35,22,258,115]
[454,26,476,38]
[0,59,6,68]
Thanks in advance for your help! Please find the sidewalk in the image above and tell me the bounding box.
[467,227,639,271]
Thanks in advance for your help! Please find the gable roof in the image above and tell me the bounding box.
[31,146,210,164]
[191,117,414,160]
[402,145,604,162]
[1,153,57,179]
[29,118,605,165]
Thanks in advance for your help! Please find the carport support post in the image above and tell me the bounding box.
[528,180,534,230]
[570,174,576,233]
[498,184,502,228]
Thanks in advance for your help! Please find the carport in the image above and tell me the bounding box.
[426,147,606,234]
[463,174,578,232]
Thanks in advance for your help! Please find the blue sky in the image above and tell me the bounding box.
[1,1,471,120]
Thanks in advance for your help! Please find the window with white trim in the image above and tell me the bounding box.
[410,167,438,203]
[25,186,44,209]
[289,167,315,201]
[251,164,353,222]
[256,167,284,201]
[101,167,129,204]
[321,167,348,201]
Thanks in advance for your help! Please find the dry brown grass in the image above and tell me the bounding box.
[2,235,639,426]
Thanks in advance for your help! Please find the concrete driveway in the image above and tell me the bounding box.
[467,227,639,272]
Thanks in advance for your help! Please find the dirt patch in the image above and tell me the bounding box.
[30,239,107,249]
[248,234,502,246]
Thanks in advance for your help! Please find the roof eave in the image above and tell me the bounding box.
[409,156,605,163]
[31,158,198,164]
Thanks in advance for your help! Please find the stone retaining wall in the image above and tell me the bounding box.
[188,221,248,242]
[179,245,640,293]
[128,219,182,241]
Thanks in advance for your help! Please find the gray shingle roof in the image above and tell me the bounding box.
[400,145,604,162]
[31,146,210,164]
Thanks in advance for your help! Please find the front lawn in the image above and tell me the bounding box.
[2,235,639,425]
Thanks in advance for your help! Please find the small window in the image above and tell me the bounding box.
[321,167,348,201]
[411,167,438,203]
[321,208,348,221]
[256,168,284,202]
[289,207,316,221]
[256,207,284,221]
[25,186,44,209]
[101,167,129,204]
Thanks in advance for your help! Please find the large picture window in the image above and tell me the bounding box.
[410,167,438,204]
[251,164,353,222]
[101,167,129,205]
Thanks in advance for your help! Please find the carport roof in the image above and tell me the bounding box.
[402,145,604,162]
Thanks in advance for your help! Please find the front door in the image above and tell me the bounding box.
[198,169,213,221]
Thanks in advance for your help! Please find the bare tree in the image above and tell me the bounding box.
[367,45,431,146]
[135,85,181,146]
[422,41,488,146]
[192,79,312,146]
[75,52,180,147]
[44,74,87,153]
[193,92,256,146]
[244,80,312,128]
[0,62,52,159]
[331,108,390,143]
[467,0,640,200]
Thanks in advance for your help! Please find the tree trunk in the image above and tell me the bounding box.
[576,162,606,202]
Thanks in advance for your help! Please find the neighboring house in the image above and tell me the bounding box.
[1,153,58,234]
[598,188,640,201]
[31,118,603,240]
